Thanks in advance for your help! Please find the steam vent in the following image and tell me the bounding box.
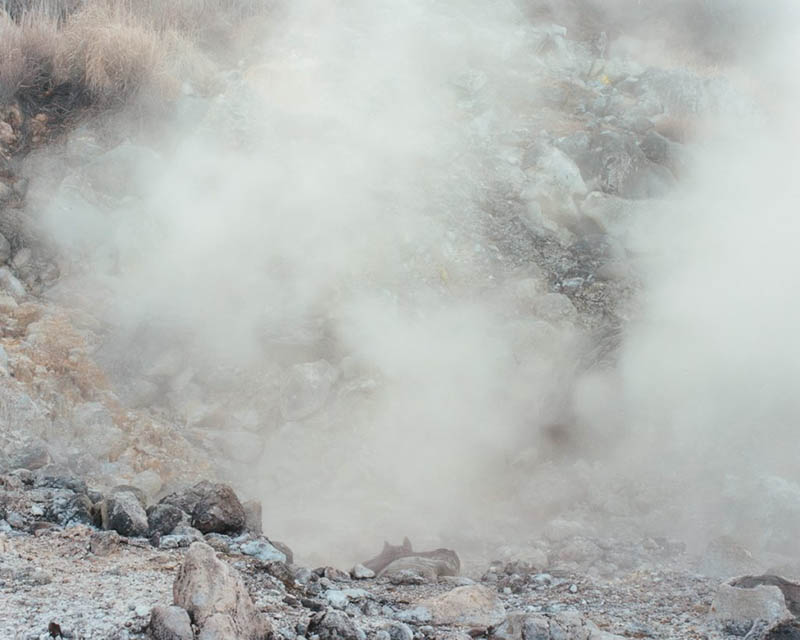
[1,1,799,638]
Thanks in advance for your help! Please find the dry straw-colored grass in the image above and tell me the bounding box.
[0,0,266,110]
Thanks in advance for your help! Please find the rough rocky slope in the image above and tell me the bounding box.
[1,2,798,640]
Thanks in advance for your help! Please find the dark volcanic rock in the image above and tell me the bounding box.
[101,490,149,537]
[192,483,245,534]
[147,503,188,536]
[59,492,94,527]
[160,481,245,535]
[33,473,87,494]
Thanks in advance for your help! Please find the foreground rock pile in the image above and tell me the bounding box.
[2,474,800,639]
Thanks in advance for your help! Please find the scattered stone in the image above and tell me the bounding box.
[149,605,193,640]
[173,542,272,639]
[388,570,426,585]
[307,609,360,640]
[383,622,413,640]
[240,538,287,564]
[394,606,432,625]
[325,589,369,609]
[351,564,375,580]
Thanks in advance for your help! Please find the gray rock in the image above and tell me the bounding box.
[240,538,286,564]
[325,589,369,609]
[173,542,272,640]
[710,578,792,634]
[280,360,339,421]
[556,129,671,199]
[149,605,193,640]
[204,533,233,554]
[101,490,149,537]
[394,606,432,624]
[307,609,360,640]
[110,484,147,509]
[383,622,413,640]
[350,564,375,580]
[59,492,94,527]
[33,473,87,494]
[388,570,426,585]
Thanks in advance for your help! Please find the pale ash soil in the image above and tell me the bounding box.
[0,528,725,640]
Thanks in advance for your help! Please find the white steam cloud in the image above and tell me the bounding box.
[24,0,800,565]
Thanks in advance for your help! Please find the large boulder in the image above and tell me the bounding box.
[710,577,793,635]
[101,490,149,537]
[362,538,460,578]
[161,481,245,535]
[173,542,271,640]
[147,503,189,536]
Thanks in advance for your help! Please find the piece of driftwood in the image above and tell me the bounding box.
[362,537,460,578]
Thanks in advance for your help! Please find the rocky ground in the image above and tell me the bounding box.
[2,474,800,639]
[2,2,799,639]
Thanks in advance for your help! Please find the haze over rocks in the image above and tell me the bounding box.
[0,0,799,638]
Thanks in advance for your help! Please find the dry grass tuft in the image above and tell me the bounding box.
[0,0,267,116]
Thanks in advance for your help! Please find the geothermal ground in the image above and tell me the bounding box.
[1,1,800,639]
